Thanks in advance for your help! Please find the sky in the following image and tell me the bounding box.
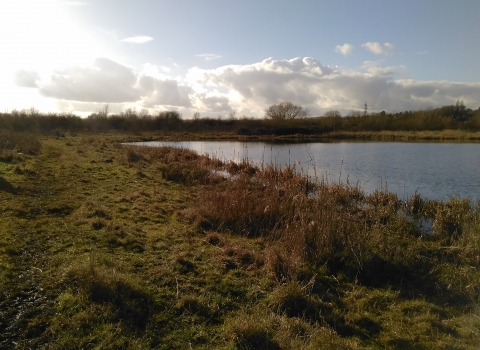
[1,0,480,118]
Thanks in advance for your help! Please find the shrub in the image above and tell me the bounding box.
[158,162,213,185]
[0,130,41,162]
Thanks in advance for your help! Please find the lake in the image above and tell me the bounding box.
[129,140,480,201]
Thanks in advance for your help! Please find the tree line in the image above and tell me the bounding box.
[1,101,480,135]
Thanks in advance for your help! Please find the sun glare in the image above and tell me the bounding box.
[0,0,115,112]
[1,0,110,70]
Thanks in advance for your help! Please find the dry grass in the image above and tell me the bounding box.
[196,155,480,303]
[0,130,41,164]
[327,129,480,141]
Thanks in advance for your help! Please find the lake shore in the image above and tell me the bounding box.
[120,129,480,143]
[1,132,479,349]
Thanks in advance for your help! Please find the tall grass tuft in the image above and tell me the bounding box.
[0,130,41,162]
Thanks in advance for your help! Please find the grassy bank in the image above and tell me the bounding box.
[324,130,480,141]
[1,132,480,349]
[116,130,480,142]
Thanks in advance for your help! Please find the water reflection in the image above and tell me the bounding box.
[128,141,480,200]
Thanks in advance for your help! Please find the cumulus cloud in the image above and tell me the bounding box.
[196,53,222,61]
[34,58,193,109]
[40,58,140,102]
[22,56,480,117]
[139,76,192,107]
[335,43,354,56]
[121,36,154,44]
[198,94,232,113]
[383,43,395,55]
[187,57,336,112]
[362,42,383,54]
[361,61,405,77]
[187,57,480,116]
[14,70,40,88]
[140,63,172,80]
[362,42,395,55]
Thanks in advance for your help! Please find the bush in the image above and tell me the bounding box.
[0,130,41,156]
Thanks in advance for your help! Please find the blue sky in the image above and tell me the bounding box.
[1,0,479,117]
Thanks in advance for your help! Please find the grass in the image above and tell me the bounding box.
[324,129,480,141]
[85,129,480,143]
[0,132,480,349]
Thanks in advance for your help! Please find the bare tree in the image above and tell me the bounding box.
[265,101,308,120]
[324,110,342,118]
[347,110,362,118]
[139,108,150,118]
[98,104,109,118]
[228,110,237,120]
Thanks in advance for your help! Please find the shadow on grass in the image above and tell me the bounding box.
[0,177,17,194]
[64,265,158,332]
[355,254,469,306]
[90,279,154,331]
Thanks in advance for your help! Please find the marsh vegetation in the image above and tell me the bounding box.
[1,129,480,349]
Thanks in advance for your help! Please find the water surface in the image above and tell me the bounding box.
[130,140,480,200]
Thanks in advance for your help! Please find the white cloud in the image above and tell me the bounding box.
[38,58,192,108]
[198,93,232,113]
[360,61,405,77]
[362,42,383,55]
[187,57,336,110]
[40,58,140,102]
[14,70,40,88]
[187,57,480,116]
[121,36,154,44]
[416,50,428,55]
[196,53,222,61]
[140,63,171,80]
[335,43,354,56]
[14,56,480,117]
[362,42,395,55]
[383,42,395,55]
[139,76,192,107]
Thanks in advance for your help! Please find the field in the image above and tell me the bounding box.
[1,131,480,349]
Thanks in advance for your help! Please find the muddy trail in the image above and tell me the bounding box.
[0,240,53,349]
[0,152,59,349]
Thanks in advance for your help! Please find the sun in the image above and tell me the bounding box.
[0,0,114,112]
[0,0,107,71]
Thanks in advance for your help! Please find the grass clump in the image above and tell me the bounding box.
[227,313,281,350]
[0,130,42,160]
[59,258,155,331]
[268,280,324,321]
